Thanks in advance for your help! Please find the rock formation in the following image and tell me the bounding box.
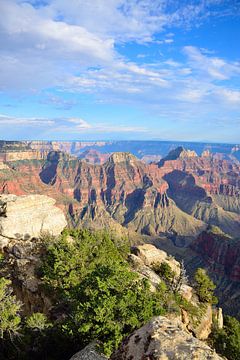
[0,151,205,237]
[0,194,67,248]
[0,194,67,314]
[131,243,181,276]
[129,244,213,339]
[0,146,240,317]
[69,343,107,360]
[79,150,110,164]
[110,316,223,360]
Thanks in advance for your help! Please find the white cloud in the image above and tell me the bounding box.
[0,114,54,126]
[0,114,148,134]
[0,0,239,137]
[184,46,240,80]
[68,118,92,129]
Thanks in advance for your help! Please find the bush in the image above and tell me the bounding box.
[41,229,164,356]
[26,313,51,331]
[194,268,217,304]
[153,261,175,282]
[41,229,129,297]
[0,277,21,339]
[64,263,164,356]
[211,315,240,360]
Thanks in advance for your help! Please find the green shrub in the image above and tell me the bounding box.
[41,229,129,297]
[63,263,164,356]
[211,315,240,360]
[26,313,51,331]
[41,229,164,356]
[153,261,175,282]
[0,277,21,339]
[194,268,217,304]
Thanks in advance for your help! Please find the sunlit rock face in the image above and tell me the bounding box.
[0,194,67,245]
[110,316,223,360]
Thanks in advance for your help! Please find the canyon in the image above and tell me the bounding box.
[0,142,240,318]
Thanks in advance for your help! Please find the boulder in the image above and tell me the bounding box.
[110,316,223,360]
[69,343,108,360]
[0,194,67,244]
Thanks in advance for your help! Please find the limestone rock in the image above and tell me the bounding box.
[111,316,223,360]
[188,304,212,340]
[129,253,162,291]
[132,244,180,276]
[179,284,193,302]
[0,194,67,244]
[213,308,223,329]
[69,343,108,360]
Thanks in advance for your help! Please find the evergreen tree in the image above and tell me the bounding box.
[0,277,21,339]
[194,268,217,304]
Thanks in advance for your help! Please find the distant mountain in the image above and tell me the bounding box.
[1,140,239,159]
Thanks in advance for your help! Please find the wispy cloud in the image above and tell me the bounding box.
[183,46,240,80]
[0,114,54,126]
[0,114,148,135]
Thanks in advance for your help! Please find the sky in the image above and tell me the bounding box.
[0,0,240,142]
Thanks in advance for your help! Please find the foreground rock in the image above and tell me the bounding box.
[0,194,67,247]
[69,343,107,360]
[0,194,67,313]
[110,316,223,360]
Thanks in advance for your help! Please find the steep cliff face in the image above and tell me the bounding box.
[159,151,240,214]
[3,151,203,237]
[51,152,204,236]
[164,170,240,237]
[191,231,240,282]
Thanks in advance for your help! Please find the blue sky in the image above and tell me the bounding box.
[0,0,240,142]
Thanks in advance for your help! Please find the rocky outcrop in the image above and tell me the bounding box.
[131,244,181,276]
[0,161,9,170]
[69,343,107,360]
[213,308,223,329]
[0,194,67,314]
[0,194,67,248]
[187,304,213,340]
[158,146,197,167]
[0,150,47,162]
[110,316,223,360]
